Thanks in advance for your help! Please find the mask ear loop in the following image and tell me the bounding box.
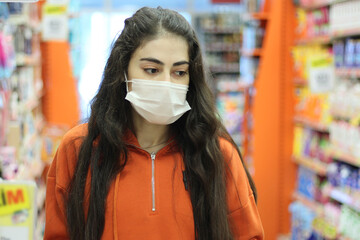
[124,72,129,92]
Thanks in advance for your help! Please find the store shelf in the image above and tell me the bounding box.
[205,43,241,52]
[335,68,360,78]
[329,146,360,167]
[8,14,40,32]
[293,192,324,213]
[217,81,252,92]
[295,35,332,45]
[328,187,360,212]
[209,63,239,73]
[202,27,240,34]
[292,156,328,176]
[294,116,329,132]
[16,53,41,67]
[241,48,262,57]
[300,0,348,10]
[332,28,360,39]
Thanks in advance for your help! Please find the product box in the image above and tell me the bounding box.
[0,180,36,240]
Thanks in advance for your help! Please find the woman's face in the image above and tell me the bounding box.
[127,33,190,88]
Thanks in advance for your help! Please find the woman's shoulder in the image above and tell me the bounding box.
[218,137,237,159]
[61,123,88,146]
[47,123,88,182]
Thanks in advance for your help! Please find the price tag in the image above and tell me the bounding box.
[42,14,68,41]
[309,65,335,93]
[42,3,68,41]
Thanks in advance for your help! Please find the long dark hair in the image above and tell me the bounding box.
[66,7,257,240]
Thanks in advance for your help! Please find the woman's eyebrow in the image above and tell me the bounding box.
[140,58,189,66]
[140,58,164,65]
[173,61,190,66]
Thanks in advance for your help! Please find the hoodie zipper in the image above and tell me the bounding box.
[125,140,174,213]
[151,152,156,212]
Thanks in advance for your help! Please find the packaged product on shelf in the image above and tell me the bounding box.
[298,166,316,199]
[293,125,331,163]
[216,92,245,146]
[323,202,341,230]
[41,124,69,164]
[333,40,345,68]
[244,0,265,13]
[329,121,360,160]
[328,161,360,192]
[330,0,360,36]
[345,39,356,68]
[0,180,37,240]
[355,40,360,68]
[0,146,17,180]
[239,56,259,84]
[339,205,360,240]
[289,201,316,240]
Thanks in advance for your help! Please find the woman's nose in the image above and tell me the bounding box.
[162,72,171,82]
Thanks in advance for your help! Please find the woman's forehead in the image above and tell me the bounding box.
[132,34,189,63]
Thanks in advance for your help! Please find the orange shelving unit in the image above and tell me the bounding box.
[38,1,80,128]
[41,41,80,128]
[251,0,297,238]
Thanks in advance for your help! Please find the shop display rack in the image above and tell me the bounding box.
[291,0,360,239]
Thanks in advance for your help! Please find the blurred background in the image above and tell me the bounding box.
[0,0,360,239]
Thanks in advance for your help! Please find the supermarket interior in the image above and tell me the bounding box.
[0,0,360,239]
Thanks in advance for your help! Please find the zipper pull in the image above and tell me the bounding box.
[182,171,189,191]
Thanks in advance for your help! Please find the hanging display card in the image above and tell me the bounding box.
[0,181,37,240]
[309,57,335,93]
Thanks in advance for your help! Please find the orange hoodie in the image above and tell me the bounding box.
[44,124,264,239]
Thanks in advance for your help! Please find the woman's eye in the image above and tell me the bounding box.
[144,68,158,74]
[175,71,188,77]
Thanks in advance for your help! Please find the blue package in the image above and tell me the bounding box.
[355,40,360,68]
[345,39,356,67]
[333,41,344,68]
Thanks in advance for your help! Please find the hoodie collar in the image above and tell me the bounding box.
[122,129,178,154]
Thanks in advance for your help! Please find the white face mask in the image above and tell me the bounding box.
[124,78,191,125]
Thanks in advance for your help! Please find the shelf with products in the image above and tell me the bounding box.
[298,0,348,10]
[240,5,267,170]
[201,27,240,34]
[292,155,329,176]
[294,5,330,44]
[15,52,41,67]
[293,191,325,214]
[335,68,360,78]
[193,12,246,149]
[328,146,360,168]
[292,1,360,234]
[0,2,50,239]
[327,186,360,212]
[294,116,330,132]
[209,63,240,73]
[205,43,241,52]
[295,35,332,45]
[332,29,360,39]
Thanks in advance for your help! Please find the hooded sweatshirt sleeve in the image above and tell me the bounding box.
[44,125,86,239]
[220,138,264,240]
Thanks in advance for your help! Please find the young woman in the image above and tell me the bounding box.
[44,7,264,240]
